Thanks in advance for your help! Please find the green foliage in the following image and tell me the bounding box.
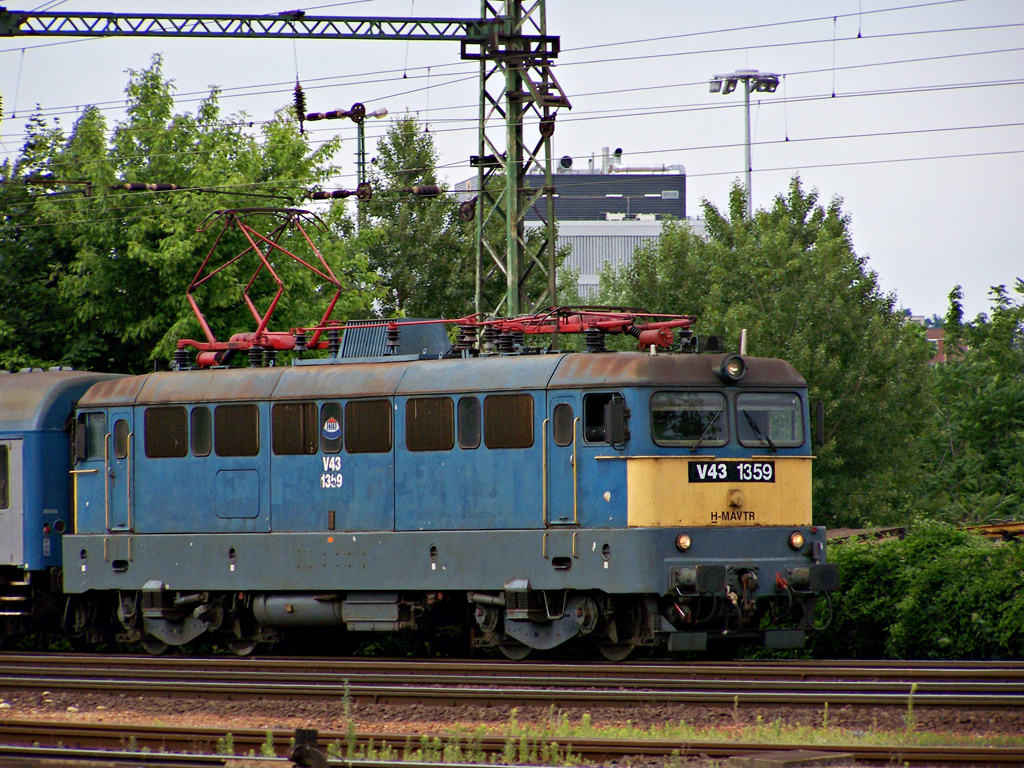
[914,282,1024,523]
[352,113,475,318]
[350,113,569,319]
[815,522,1024,659]
[0,114,90,370]
[2,55,380,374]
[599,177,933,526]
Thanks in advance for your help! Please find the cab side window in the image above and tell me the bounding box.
[76,412,107,460]
[583,392,626,444]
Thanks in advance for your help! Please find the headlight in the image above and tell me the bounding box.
[716,354,746,383]
[675,533,692,552]
[788,531,806,550]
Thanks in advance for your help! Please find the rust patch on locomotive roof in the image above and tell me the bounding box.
[276,361,411,399]
[549,352,804,389]
[396,354,564,395]
[138,367,285,403]
[78,375,149,407]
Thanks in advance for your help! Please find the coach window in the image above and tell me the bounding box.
[457,397,480,449]
[407,397,454,452]
[144,406,188,458]
[214,404,260,457]
[320,402,343,454]
[190,407,212,457]
[737,393,804,449]
[651,392,727,447]
[113,419,130,460]
[552,403,575,447]
[0,445,8,510]
[345,399,392,454]
[272,402,318,455]
[484,394,534,449]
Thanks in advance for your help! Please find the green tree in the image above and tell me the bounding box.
[353,114,475,318]
[0,114,80,370]
[599,178,933,527]
[915,282,1024,522]
[12,55,380,373]
[352,113,569,319]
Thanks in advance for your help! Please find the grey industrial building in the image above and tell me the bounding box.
[457,149,704,299]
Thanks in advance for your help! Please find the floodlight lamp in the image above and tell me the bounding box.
[755,77,779,93]
[709,78,723,93]
[722,78,738,95]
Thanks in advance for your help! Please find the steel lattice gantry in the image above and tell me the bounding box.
[0,3,569,316]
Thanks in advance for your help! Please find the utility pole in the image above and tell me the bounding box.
[709,69,780,219]
[470,1,569,317]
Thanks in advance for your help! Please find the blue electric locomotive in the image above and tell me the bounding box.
[20,315,837,659]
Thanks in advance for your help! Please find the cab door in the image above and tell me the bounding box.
[546,395,579,526]
[108,411,133,531]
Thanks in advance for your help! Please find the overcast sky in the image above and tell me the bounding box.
[1,0,1021,320]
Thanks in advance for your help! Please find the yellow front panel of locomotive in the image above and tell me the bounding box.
[626,456,812,527]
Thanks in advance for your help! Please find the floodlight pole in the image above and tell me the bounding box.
[709,69,780,219]
[742,81,752,219]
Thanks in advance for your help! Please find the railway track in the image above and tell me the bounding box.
[0,653,1022,709]
[0,718,1021,766]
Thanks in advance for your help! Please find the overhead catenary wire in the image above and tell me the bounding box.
[4,69,1020,174]
[1,3,1019,225]
[4,14,1019,136]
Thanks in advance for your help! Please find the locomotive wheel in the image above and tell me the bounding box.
[141,637,170,656]
[498,641,532,660]
[596,642,633,662]
[228,639,258,657]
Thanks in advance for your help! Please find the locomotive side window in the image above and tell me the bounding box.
[583,392,621,443]
[191,407,212,457]
[651,392,728,447]
[272,402,318,455]
[320,402,343,454]
[345,399,392,454]
[483,394,534,449]
[737,393,804,449]
[214,404,260,457]
[113,419,130,460]
[552,403,575,447]
[0,445,7,510]
[144,406,188,458]
[78,412,107,459]
[406,397,454,452]
[457,397,481,449]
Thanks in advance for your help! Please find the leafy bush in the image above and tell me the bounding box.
[815,521,1024,659]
